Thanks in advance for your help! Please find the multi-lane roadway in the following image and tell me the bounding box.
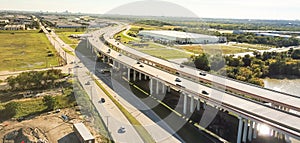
[87,25,300,140]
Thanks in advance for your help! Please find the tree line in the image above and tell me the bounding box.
[6,69,65,91]
[220,33,300,47]
[185,49,300,86]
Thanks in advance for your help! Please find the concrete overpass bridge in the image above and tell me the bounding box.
[102,25,300,114]
[85,26,300,143]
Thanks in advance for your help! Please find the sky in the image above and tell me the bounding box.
[0,0,300,20]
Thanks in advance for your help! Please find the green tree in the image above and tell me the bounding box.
[43,95,56,111]
[4,101,20,117]
[193,53,210,71]
[291,49,300,59]
[242,54,252,67]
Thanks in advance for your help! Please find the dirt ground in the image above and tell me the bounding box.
[0,108,103,143]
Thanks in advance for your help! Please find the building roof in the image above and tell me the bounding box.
[73,123,94,141]
[139,30,218,39]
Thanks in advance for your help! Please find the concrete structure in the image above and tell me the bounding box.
[56,22,87,29]
[0,19,9,24]
[73,123,95,143]
[107,26,300,115]
[85,25,300,143]
[138,30,222,44]
[4,24,25,30]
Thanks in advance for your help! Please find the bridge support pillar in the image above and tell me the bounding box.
[118,61,121,68]
[190,96,194,113]
[167,86,171,92]
[127,68,131,81]
[107,57,110,64]
[102,55,105,62]
[242,119,248,143]
[285,135,291,143]
[156,80,159,94]
[203,101,206,110]
[196,99,200,111]
[248,120,253,141]
[144,74,147,80]
[133,70,136,81]
[112,60,116,68]
[253,122,257,139]
[150,78,153,95]
[183,93,187,114]
[139,72,142,80]
[237,117,243,143]
[161,84,165,94]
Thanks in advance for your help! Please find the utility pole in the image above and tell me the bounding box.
[105,115,110,131]
[90,84,93,101]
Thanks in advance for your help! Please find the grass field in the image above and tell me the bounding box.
[140,49,191,59]
[178,44,253,55]
[0,87,75,119]
[56,32,83,49]
[0,30,59,71]
[62,47,74,56]
[115,26,191,59]
[231,43,272,50]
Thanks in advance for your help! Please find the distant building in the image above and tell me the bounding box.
[0,19,9,24]
[73,123,95,143]
[255,33,292,39]
[56,22,87,29]
[138,30,223,44]
[69,34,92,38]
[4,24,26,30]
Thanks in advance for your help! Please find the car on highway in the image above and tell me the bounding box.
[100,69,110,74]
[139,64,144,67]
[118,126,126,133]
[136,61,140,64]
[85,81,90,85]
[175,78,181,82]
[202,90,209,95]
[107,49,111,53]
[199,72,207,76]
[100,98,105,103]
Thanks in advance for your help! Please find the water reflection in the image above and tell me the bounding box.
[263,78,300,96]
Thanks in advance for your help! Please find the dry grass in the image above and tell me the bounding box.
[0,30,59,71]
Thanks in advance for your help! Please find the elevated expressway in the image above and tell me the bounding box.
[86,26,300,143]
[103,25,300,114]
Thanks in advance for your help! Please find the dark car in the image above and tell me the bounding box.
[139,64,144,67]
[101,98,105,103]
[136,61,140,64]
[199,72,207,76]
[202,90,209,95]
[175,78,181,82]
[17,117,25,122]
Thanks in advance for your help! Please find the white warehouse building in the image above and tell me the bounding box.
[138,30,224,44]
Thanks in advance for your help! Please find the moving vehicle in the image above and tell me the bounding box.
[175,78,181,82]
[118,126,126,133]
